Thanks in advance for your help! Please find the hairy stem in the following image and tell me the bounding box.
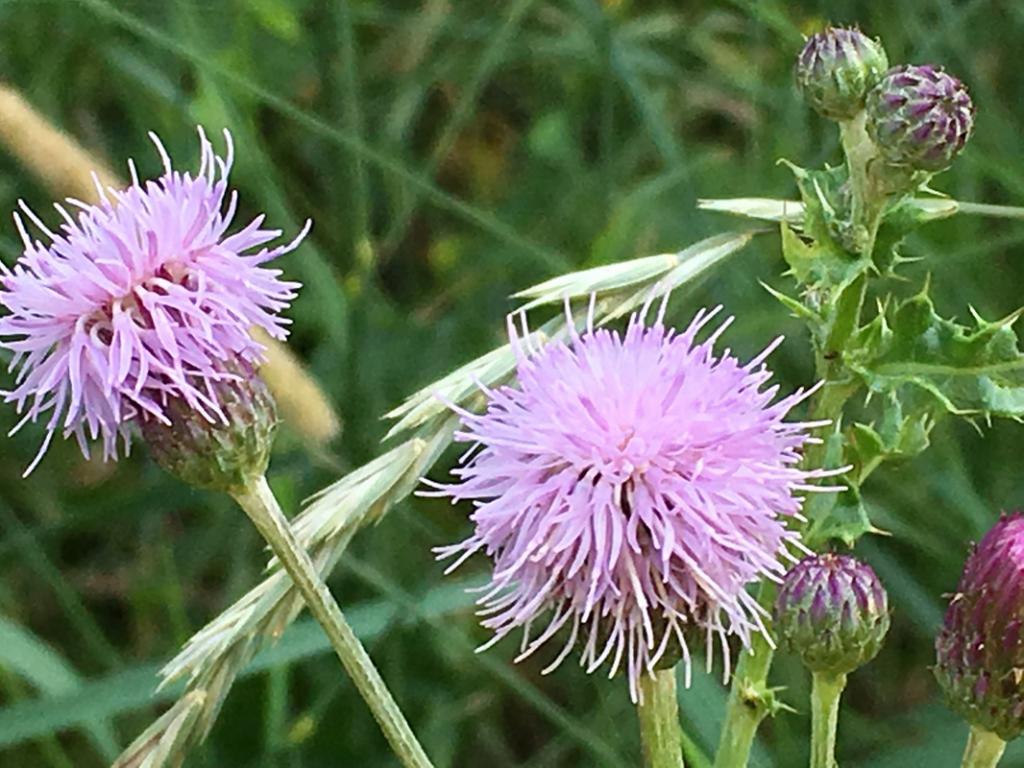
[809,672,846,768]
[232,476,434,768]
[961,726,1006,768]
[637,668,685,768]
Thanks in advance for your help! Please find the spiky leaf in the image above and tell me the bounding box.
[848,289,1024,420]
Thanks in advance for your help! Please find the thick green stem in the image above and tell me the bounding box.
[638,668,685,768]
[839,113,885,260]
[232,476,434,768]
[713,601,775,768]
[810,672,846,768]
[961,726,1006,768]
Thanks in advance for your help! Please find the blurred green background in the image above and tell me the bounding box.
[1,0,1023,766]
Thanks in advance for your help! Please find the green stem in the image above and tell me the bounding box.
[839,112,885,260]
[961,726,1006,768]
[810,672,846,768]
[714,365,853,768]
[232,476,434,768]
[715,114,878,768]
[637,668,686,768]
[712,596,775,768]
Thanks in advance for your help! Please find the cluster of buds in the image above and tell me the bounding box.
[935,514,1024,741]
[774,553,890,677]
[796,26,974,173]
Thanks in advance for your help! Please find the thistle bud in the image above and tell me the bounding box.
[774,553,890,676]
[866,64,975,172]
[141,367,278,493]
[935,513,1024,741]
[795,27,889,121]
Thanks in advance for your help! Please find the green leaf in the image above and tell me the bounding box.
[799,425,878,548]
[848,400,934,485]
[804,486,876,549]
[849,288,1024,420]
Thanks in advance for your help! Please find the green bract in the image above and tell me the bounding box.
[141,369,278,493]
[796,27,889,121]
[866,64,975,172]
[773,554,890,676]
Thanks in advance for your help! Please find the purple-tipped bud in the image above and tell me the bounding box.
[935,513,1024,741]
[774,553,890,676]
[866,64,975,172]
[140,366,277,493]
[795,27,889,120]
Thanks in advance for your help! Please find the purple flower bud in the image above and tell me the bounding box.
[866,64,975,172]
[140,364,277,492]
[935,513,1024,740]
[774,553,890,676]
[795,27,889,120]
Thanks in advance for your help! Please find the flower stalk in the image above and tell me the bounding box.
[712,604,776,768]
[839,112,885,259]
[961,727,1006,768]
[231,475,434,768]
[637,668,685,768]
[713,370,853,768]
[810,672,846,768]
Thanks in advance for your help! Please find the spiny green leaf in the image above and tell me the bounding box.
[849,289,1024,420]
[759,280,821,325]
[848,395,934,485]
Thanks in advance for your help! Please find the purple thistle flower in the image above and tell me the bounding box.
[427,300,840,700]
[0,128,306,474]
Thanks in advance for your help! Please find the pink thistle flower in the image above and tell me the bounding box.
[0,128,307,474]
[428,300,839,700]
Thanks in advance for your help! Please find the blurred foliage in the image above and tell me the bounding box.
[2,0,1024,766]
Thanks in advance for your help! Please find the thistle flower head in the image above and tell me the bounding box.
[796,26,889,121]
[773,553,890,676]
[935,513,1024,740]
[140,363,277,492]
[866,64,975,172]
[0,128,306,473]
[429,300,839,700]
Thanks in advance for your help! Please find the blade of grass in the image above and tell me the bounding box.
[381,0,540,255]
[0,503,122,670]
[338,554,632,768]
[76,0,570,274]
[0,617,120,759]
[0,581,475,750]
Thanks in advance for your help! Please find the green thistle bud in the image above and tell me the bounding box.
[795,27,889,121]
[866,64,975,172]
[141,366,277,493]
[774,553,890,676]
[935,513,1024,741]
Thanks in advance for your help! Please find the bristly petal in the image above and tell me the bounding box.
[430,303,839,701]
[0,127,305,470]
